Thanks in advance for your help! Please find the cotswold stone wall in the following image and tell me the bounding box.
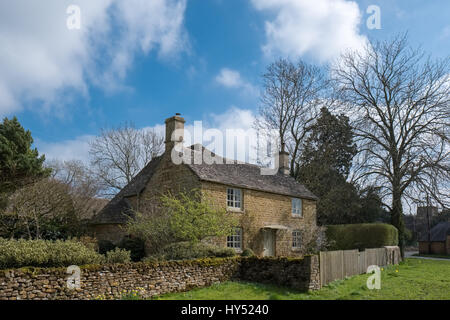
[0,258,240,300]
[0,256,320,300]
[238,256,321,291]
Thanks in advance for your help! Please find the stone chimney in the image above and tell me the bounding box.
[165,113,185,152]
[278,143,290,175]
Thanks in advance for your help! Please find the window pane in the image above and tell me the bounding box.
[227,188,242,209]
[292,198,302,215]
[227,227,242,249]
[292,230,301,248]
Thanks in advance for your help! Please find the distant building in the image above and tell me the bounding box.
[405,206,441,244]
[418,222,450,255]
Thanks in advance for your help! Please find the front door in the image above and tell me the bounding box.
[263,229,275,257]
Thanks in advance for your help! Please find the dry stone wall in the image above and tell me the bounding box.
[0,256,319,300]
[238,255,321,291]
[0,247,400,300]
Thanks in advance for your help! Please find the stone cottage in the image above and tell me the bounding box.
[90,114,318,257]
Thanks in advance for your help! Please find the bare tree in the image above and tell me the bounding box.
[332,34,450,256]
[48,160,106,220]
[7,178,74,239]
[255,58,330,178]
[89,123,164,196]
[2,160,108,239]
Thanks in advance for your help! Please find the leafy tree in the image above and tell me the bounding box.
[126,190,238,254]
[298,107,358,224]
[357,186,390,223]
[0,116,51,223]
[0,117,50,197]
[298,108,387,225]
[300,107,357,177]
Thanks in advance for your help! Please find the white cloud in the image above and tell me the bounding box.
[209,106,256,131]
[0,0,188,117]
[37,135,95,164]
[251,0,367,62]
[215,68,258,96]
[215,68,245,88]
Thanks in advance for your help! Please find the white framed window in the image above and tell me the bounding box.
[292,198,302,217]
[227,227,242,250]
[292,230,301,249]
[227,188,242,209]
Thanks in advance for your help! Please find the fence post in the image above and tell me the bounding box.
[319,251,325,287]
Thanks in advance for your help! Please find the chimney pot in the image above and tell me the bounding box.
[278,144,290,175]
[165,114,185,152]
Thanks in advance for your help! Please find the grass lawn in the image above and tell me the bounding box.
[412,253,450,260]
[157,258,450,300]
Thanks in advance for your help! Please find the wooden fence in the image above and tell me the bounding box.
[319,247,396,287]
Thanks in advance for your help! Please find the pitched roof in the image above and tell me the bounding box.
[419,221,450,242]
[184,144,317,200]
[90,145,317,224]
[90,156,162,225]
[187,162,317,200]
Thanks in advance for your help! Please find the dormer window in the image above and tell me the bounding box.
[227,188,242,209]
[292,198,302,217]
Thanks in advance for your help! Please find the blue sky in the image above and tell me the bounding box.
[0,0,449,162]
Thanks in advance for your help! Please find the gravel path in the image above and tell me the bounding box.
[405,251,450,261]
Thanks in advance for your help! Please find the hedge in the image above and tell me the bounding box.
[325,223,398,251]
[147,241,236,261]
[0,238,104,269]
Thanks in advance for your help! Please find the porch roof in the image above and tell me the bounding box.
[262,225,289,230]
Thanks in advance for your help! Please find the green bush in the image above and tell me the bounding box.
[118,237,146,262]
[403,228,416,246]
[105,248,131,264]
[325,223,398,251]
[155,241,236,261]
[241,248,255,257]
[0,238,104,269]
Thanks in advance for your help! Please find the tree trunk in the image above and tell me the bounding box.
[391,190,405,258]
